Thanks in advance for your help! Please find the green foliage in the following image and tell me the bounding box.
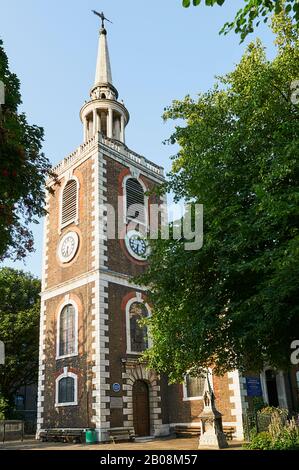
[245,431,273,450]
[0,394,8,420]
[137,14,299,382]
[271,418,299,450]
[0,39,53,261]
[253,397,266,412]
[260,406,288,418]
[245,414,299,450]
[182,0,299,41]
[0,268,40,407]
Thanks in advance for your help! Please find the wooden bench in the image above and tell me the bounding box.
[40,429,85,444]
[223,426,235,441]
[108,427,135,444]
[174,426,201,438]
[174,425,235,440]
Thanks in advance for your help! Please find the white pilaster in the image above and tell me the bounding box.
[107,108,113,138]
[120,114,125,143]
[97,111,101,134]
[90,140,110,441]
[93,109,97,135]
[228,370,247,440]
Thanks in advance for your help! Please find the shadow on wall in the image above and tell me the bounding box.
[41,299,94,430]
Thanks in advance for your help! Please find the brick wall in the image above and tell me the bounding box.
[105,155,160,276]
[45,158,94,290]
[42,284,94,428]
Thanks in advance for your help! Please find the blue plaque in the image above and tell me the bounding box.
[246,377,262,397]
[112,383,121,393]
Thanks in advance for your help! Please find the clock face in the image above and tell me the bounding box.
[125,230,148,260]
[58,231,79,263]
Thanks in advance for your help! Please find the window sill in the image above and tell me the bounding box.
[56,353,78,360]
[126,351,145,356]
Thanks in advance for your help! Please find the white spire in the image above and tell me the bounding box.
[95,28,112,86]
[81,20,129,144]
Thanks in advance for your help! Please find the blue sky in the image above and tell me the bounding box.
[1,0,277,277]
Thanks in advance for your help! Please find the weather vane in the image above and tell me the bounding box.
[92,10,113,29]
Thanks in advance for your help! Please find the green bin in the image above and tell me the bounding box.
[85,429,97,444]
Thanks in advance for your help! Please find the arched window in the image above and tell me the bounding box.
[57,303,77,358]
[127,301,149,353]
[61,179,78,228]
[126,178,145,225]
[55,369,77,406]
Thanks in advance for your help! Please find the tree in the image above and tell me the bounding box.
[0,39,53,261]
[0,268,40,411]
[138,13,299,382]
[182,0,299,41]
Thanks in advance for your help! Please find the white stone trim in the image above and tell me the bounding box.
[40,269,148,302]
[55,367,78,407]
[99,137,164,183]
[48,134,164,186]
[37,193,49,436]
[41,195,50,291]
[227,370,246,440]
[90,148,110,434]
[123,364,161,437]
[41,271,98,300]
[56,298,79,360]
[36,299,46,435]
[100,270,148,290]
[48,136,99,182]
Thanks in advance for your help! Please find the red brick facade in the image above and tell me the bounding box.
[37,136,249,441]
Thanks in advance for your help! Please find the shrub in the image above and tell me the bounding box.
[0,395,8,420]
[245,431,273,450]
[271,418,299,450]
[244,416,299,450]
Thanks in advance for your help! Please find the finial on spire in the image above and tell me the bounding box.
[92,10,113,30]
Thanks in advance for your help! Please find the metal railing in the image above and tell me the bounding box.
[0,420,24,443]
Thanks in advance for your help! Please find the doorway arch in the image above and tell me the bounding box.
[265,369,279,407]
[133,380,150,437]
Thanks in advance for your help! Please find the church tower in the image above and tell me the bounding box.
[37,18,249,442]
[37,20,167,441]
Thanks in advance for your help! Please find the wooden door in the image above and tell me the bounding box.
[133,380,150,437]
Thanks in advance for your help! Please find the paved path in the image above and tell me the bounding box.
[0,436,244,451]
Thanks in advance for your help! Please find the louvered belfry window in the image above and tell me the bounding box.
[126,178,145,224]
[61,179,78,227]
